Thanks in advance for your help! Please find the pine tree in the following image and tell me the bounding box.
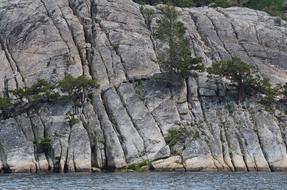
[207,58,257,101]
[154,5,203,79]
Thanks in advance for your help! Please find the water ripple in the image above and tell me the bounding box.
[0,172,286,190]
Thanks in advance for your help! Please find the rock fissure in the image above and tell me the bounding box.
[64,126,72,172]
[1,0,287,172]
[223,123,237,171]
[96,21,129,81]
[40,0,70,50]
[189,12,221,61]
[0,40,20,89]
[99,90,131,165]
[58,6,86,76]
[5,43,26,86]
[220,124,234,171]
[115,86,147,153]
[235,132,249,171]
[204,12,233,59]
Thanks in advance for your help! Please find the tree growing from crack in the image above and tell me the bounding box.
[154,5,204,79]
[207,58,281,103]
[0,75,97,118]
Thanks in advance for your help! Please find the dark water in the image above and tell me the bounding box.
[0,172,287,190]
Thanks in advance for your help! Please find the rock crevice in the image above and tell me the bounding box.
[0,0,287,172]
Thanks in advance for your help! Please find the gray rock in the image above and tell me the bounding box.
[0,0,287,173]
[93,95,127,169]
[118,83,170,160]
[81,103,106,168]
[66,122,91,172]
[103,88,145,163]
[0,117,36,173]
[152,156,184,171]
[152,99,181,136]
[94,0,160,80]
[254,111,287,171]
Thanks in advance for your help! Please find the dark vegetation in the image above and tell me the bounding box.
[207,58,282,102]
[0,75,97,119]
[150,3,287,147]
[142,4,287,105]
[33,137,52,154]
[152,5,204,79]
[165,127,194,147]
[207,58,287,105]
[135,0,287,18]
[207,58,257,101]
[127,160,151,171]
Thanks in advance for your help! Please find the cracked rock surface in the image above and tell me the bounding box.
[0,0,287,172]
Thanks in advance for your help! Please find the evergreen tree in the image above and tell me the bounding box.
[133,0,287,17]
[11,79,58,103]
[207,58,258,101]
[59,75,97,106]
[154,5,204,79]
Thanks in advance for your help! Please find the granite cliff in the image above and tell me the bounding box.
[0,0,287,173]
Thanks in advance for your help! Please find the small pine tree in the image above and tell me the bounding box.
[11,87,32,101]
[11,79,57,103]
[30,80,55,95]
[256,78,281,109]
[30,79,58,102]
[154,5,204,79]
[207,58,258,101]
[59,75,97,106]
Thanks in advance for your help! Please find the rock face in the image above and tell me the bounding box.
[0,0,287,172]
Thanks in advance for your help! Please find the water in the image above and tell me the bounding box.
[0,172,287,190]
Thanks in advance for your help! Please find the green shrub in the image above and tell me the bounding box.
[0,96,12,110]
[11,87,32,100]
[133,0,229,7]
[255,78,281,110]
[165,127,201,147]
[66,112,80,127]
[133,0,287,19]
[135,80,145,98]
[140,6,155,30]
[257,78,281,98]
[111,44,120,51]
[127,160,150,171]
[165,127,189,146]
[34,137,52,154]
[244,0,286,17]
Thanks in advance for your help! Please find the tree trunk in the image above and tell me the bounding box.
[238,81,245,102]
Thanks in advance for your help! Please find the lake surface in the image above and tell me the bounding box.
[0,172,287,190]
